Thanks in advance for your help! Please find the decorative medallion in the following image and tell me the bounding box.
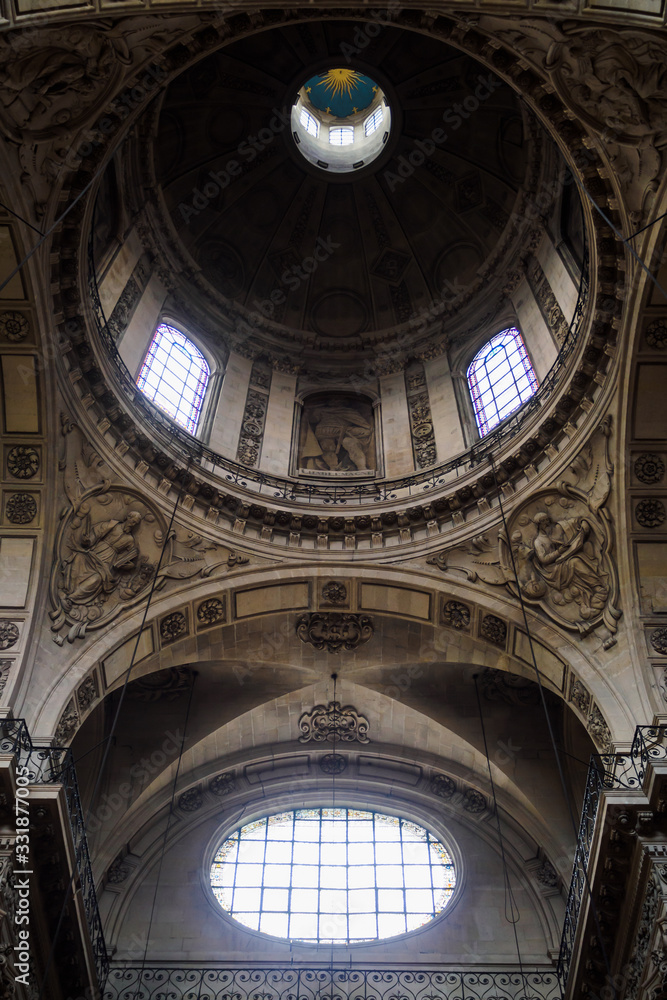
[210,772,236,796]
[197,597,226,626]
[0,311,29,342]
[646,319,667,349]
[430,774,456,799]
[480,614,507,647]
[178,788,203,812]
[0,622,19,651]
[321,581,348,606]
[635,453,665,485]
[570,677,591,715]
[535,859,559,888]
[7,446,39,480]
[441,600,471,630]
[636,499,666,528]
[650,628,667,656]
[77,674,98,714]
[427,423,622,644]
[298,701,370,744]
[320,753,348,774]
[587,705,612,752]
[5,493,37,524]
[160,612,188,644]
[106,858,130,885]
[55,699,78,744]
[50,484,230,643]
[295,613,374,653]
[463,789,486,813]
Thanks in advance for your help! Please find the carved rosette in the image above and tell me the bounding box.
[441,600,471,630]
[5,493,37,524]
[635,453,665,484]
[295,612,374,653]
[298,701,370,744]
[210,772,236,796]
[430,774,456,799]
[197,597,225,626]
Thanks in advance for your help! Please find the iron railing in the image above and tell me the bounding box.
[103,967,562,1000]
[0,718,109,988]
[86,236,590,508]
[556,725,667,993]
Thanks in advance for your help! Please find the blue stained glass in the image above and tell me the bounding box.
[136,323,209,434]
[467,327,538,437]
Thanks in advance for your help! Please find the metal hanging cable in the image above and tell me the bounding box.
[36,457,192,1000]
[133,671,198,1000]
[472,673,525,986]
[487,453,616,996]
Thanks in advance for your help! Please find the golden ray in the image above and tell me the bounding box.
[317,68,365,100]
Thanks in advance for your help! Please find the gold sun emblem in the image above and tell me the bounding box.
[317,68,364,100]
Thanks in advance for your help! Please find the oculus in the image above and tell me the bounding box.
[210,808,456,943]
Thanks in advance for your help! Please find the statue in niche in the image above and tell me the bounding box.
[298,395,375,473]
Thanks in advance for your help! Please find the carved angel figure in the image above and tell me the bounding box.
[522,511,609,620]
[61,509,143,610]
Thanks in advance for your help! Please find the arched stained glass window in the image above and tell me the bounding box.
[210,807,456,943]
[136,323,209,435]
[467,327,538,437]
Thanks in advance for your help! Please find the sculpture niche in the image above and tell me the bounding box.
[297,394,376,475]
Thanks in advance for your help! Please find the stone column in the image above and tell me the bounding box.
[379,372,413,477]
[424,353,465,462]
[117,273,168,378]
[510,278,557,382]
[208,351,253,460]
[538,232,580,323]
[259,370,298,476]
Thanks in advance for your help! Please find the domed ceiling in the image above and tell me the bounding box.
[155,21,536,346]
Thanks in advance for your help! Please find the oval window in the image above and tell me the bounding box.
[210,807,456,943]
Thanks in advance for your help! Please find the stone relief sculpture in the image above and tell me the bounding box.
[545,29,667,148]
[297,394,376,474]
[50,420,251,642]
[428,419,622,646]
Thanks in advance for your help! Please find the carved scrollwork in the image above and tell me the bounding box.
[295,613,374,653]
[298,701,370,744]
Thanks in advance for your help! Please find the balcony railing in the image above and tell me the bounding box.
[0,718,109,988]
[103,967,562,1000]
[556,725,667,993]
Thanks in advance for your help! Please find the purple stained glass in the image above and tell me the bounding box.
[467,327,538,437]
[137,324,209,434]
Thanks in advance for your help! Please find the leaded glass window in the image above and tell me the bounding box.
[329,127,354,146]
[467,327,538,437]
[300,107,320,138]
[364,106,383,136]
[136,323,209,435]
[210,807,456,943]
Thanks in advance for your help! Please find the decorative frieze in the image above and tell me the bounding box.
[236,362,272,467]
[526,257,569,345]
[107,254,152,342]
[298,701,370,744]
[405,362,437,470]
